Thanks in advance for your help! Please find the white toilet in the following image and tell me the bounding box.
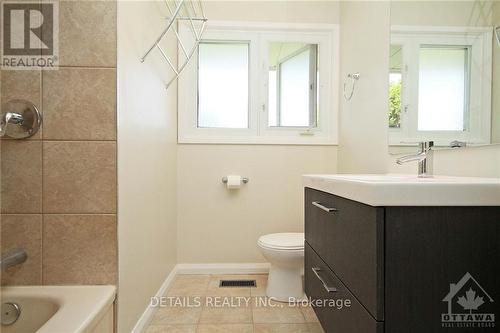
[258,232,305,302]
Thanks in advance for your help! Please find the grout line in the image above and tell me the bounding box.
[41,214,45,285]
[41,66,44,284]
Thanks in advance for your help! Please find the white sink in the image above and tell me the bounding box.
[303,174,500,206]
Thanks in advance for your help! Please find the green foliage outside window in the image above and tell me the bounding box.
[389,82,401,128]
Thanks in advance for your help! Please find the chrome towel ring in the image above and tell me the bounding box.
[343,72,360,101]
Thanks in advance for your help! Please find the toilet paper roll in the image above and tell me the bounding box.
[226,175,242,190]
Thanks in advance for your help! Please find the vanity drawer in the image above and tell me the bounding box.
[304,188,384,320]
[305,242,384,333]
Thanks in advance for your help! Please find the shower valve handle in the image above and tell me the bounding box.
[0,112,24,136]
[0,99,42,139]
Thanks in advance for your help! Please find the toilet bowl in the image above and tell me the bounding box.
[258,233,305,302]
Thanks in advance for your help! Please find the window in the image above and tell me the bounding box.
[417,47,468,132]
[268,43,318,128]
[178,22,338,144]
[389,44,403,129]
[197,42,250,129]
[388,27,492,145]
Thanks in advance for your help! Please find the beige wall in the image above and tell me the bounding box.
[204,0,340,23]
[337,1,390,173]
[117,1,177,332]
[176,0,339,264]
[176,0,500,266]
[1,1,117,286]
[177,145,337,263]
[391,1,492,26]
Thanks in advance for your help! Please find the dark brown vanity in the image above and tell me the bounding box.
[304,187,500,333]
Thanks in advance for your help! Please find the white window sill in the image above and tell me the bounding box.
[178,135,338,146]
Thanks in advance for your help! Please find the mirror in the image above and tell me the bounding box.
[268,42,318,128]
[388,1,499,152]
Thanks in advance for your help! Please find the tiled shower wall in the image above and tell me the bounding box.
[1,1,117,285]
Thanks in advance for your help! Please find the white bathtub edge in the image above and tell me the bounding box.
[2,285,116,333]
[76,286,116,333]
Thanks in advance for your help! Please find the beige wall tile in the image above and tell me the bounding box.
[0,70,41,110]
[42,68,116,140]
[42,214,117,284]
[0,0,118,293]
[0,70,42,139]
[43,141,116,213]
[1,214,42,285]
[1,141,42,213]
[58,1,116,67]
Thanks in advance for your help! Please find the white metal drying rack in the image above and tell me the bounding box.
[140,0,207,90]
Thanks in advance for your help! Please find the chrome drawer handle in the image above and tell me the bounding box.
[312,201,338,213]
[311,267,337,293]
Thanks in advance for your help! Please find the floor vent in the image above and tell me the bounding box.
[219,280,257,288]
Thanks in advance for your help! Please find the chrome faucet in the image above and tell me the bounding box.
[396,141,434,178]
[0,248,27,270]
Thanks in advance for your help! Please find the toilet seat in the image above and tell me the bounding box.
[258,233,304,250]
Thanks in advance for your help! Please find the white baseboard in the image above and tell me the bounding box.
[131,265,178,333]
[176,263,270,275]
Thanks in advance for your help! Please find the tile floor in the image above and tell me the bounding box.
[146,274,324,333]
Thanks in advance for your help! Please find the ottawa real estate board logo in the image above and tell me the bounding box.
[1,1,59,69]
[442,272,495,328]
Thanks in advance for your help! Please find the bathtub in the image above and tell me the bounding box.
[1,285,115,333]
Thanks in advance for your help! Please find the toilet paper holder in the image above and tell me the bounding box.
[222,176,249,184]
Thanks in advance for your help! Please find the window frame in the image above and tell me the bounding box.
[179,30,260,141]
[389,26,492,146]
[178,21,339,145]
